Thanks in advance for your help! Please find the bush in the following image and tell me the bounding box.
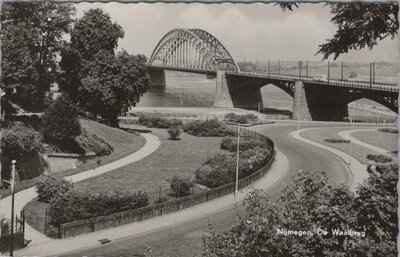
[169,175,192,197]
[1,122,44,181]
[220,136,267,152]
[138,115,182,128]
[366,154,392,163]
[35,175,73,203]
[378,128,398,134]
[195,146,273,188]
[167,125,182,140]
[49,190,149,225]
[75,129,113,156]
[324,138,350,143]
[42,95,81,143]
[1,122,43,157]
[184,119,234,137]
[349,71,357,78]
[225,113,258,124]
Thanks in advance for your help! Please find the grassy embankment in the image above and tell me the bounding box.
[1,118,146,199]
[25,123,226,235]
[301,127,384,164]
[352,129,398,155]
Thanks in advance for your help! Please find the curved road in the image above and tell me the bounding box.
[62,123,353,257]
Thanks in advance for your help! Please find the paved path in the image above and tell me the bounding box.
[14,149,289,257]
[338,128,394,156]
[0,133,161,248]
[292,128,369,189]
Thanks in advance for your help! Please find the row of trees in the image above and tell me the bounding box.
[1,2,149,126]
[203,164,398,256]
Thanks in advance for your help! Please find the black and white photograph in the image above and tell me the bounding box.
[0,1,398,256]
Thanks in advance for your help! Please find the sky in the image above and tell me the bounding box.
[74,2,399,64]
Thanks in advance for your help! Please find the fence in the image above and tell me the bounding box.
[0,211,26,253]
[60,126,275,238]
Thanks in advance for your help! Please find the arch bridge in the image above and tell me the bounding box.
[148,28,398,121]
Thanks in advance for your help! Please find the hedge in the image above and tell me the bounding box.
[184,119,235,137]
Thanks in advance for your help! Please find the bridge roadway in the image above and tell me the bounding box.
[61,122,357,257]
[147,64,398,92]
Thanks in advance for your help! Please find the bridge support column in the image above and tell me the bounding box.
[213,70,234,108]
[292,80,312,120]
[293,80,349,121]
[148,68,166,87]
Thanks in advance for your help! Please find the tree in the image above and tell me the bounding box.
[41,94,81,143]
[77,50,149,126]
[0,2,75,111]
[279,3,399,60]
[70,8,124,61]
[203,167,398,256]
[61,9,149,127]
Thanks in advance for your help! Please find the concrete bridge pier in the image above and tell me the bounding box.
[292,80,349,121]
[213,70,234,108]
[148,68,166,87]
[292,80,312,120]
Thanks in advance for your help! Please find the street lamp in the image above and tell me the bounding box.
[348,140,352,166]
[234,124,240,199]
[3,160,16,256]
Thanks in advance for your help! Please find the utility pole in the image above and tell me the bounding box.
[341,62,344,80]
[268,59,270,76]
[299,61,302,79]
[369,62,372,88]
[278,59,280,75]
[373,62,376,84]
[234,125,240,199]
[306,60,308,77]
[327,61,330,82]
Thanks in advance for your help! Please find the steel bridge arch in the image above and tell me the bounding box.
[149,28,240,71]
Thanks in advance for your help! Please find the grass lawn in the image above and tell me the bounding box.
[75,125,226,200]
[24,124,226,236]
[1,118,146,198]
[301,127,383,165]
[352,130,398,155]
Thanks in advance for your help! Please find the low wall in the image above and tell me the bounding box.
[0,233,25,252]
[61,127,275,238]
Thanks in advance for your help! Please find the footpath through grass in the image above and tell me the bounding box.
[352,129,398,155]
[1,119,146,199]
[301,127,383,165]
[75,124,226,199]
[24,124,226,235]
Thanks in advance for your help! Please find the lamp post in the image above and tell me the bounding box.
[3,160,16,256]
[234,124,240,199]
[348,140,352,166]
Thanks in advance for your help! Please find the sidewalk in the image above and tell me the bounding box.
[291,128,369,189]
[14,150,289,257]
[0,133,161,246]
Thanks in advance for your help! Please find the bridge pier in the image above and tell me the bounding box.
[292,80,312,120]
[292,80,349,121]
[148,68,166,87]
[213,70,234,108]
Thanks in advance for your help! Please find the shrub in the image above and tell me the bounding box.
[75,129,113,156]
[138,115,182,128]
[220,136,267,152]
[154,195,169,204]
[184,119,234,137]
[324,138,350,143]
[1,122,44,181]
[366,154,392,163]
[225,113,258,124]
[349,71,357,78]
[49,190,149,225]
[169,175,192,197]
[35,175,73,203]
[42,95,81,143]
[167,125,182,140]
[195,146,273,188]
[378,128,398,134]
[1,122,43,157]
